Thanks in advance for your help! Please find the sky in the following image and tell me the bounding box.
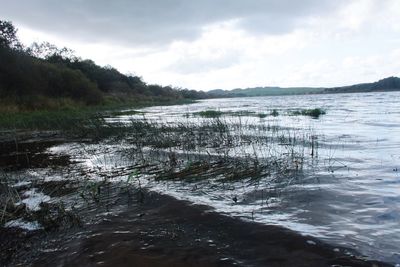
[1,0,400,91]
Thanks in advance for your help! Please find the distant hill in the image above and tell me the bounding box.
[208,77,400,98]
[208,87,324,97]
[323,77,400,94]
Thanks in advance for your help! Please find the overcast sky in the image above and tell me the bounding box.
[1,0,400,90]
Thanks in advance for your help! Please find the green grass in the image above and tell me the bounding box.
[0,98,197,132]
[0,109,100,131]
[290,108,326,118]
[109,110,145,116]
[195,110,274,118]
[257,113,268,118]
[194,110,223,118]
[193,109,287,119]
[227,111,256,116]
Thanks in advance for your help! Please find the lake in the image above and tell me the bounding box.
[4,91,400,265]
[130,91,400,263]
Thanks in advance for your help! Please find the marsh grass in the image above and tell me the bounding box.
[194,110,223,118]
[0,171,83,230]
[0,98,196,132]
[0,109,99,132]
[0,105,320,232]
[194,110,282,119]
[226,111,256,116]
[192,108,326,119]
[290,108,326,118]
[109,115,317,185]
[257,113,268,118]
[270,109,279,117]
[0,174,21,226]
[108,110,145,116]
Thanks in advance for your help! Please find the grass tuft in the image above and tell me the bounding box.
[194,110,223,118]
[290,108,326,118]
[270,109,279,117]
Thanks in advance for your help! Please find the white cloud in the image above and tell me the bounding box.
[8,0,400,90]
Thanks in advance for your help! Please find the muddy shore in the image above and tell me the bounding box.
[3,191,391,267]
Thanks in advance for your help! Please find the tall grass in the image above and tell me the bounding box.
[106,115,318,183]
[0,107,320,232]
[0,98,196,134]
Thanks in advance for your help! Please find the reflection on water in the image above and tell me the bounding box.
[130,91,400,263]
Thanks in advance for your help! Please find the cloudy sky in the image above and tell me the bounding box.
[1,0,400,90]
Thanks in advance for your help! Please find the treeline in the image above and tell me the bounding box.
[0,20,208,111]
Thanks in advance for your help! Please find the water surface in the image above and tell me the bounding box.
[133,92,400,263]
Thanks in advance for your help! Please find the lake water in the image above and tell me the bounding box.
[131,91,400,264]
[7,91,400,265]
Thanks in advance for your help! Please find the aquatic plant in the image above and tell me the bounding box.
[0,173,21,226]
[109,109,145,116]
[270,109,279,117]
[290,108,326,118]
[194,110,223,118]
[112,115,316,186]
[257,113,268,118]
[0,107,320,236]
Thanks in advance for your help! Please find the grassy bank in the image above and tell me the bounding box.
[0,98,196,132]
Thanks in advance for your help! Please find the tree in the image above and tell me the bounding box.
[0,20,21,49]
[27,41,78,62]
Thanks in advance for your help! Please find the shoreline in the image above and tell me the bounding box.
[0,111,395,267]
[4,190,392,267]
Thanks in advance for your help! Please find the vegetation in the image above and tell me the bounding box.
[290,108,326,118]
[192,108,325,119]
[195,110,223,118]
[257,113,268,118]
[0,20,206,113]
[270,109,279,117]
[1,19,399,118]
[1,113,317,228]
[0,98,196,132]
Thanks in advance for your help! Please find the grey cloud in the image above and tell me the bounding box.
[0,0,346,46]
[169,51,243,74]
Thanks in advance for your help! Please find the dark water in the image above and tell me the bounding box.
[130,91,400,264]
